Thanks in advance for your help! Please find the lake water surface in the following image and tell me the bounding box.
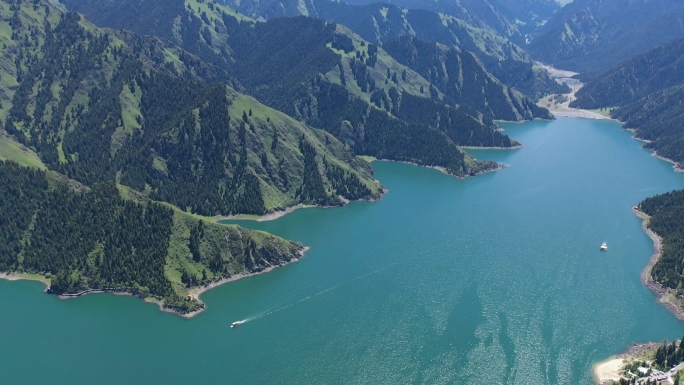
[2,117,684,384]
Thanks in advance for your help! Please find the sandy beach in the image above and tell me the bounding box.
[594,342,661,384]
[0,273,50,289]
[594,357,623,383]
[216,204,317,223]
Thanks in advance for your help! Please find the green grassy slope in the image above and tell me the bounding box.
[0,159,302,314]
[59,0,513,176]
[1,0,381,218]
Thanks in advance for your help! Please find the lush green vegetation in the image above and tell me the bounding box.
[0,160,303,313]
[615,339,684,385]
[1,0,382,217]
[573,39,684,109]
[0,0,387,313]
[638,190,684,295]
[59,0,514,176]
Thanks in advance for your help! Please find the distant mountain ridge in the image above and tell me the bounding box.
[60,0,554,177]
[218,0,566,99]
[573,39,684,109]
[530,0,684,78]
[383,36,550,121]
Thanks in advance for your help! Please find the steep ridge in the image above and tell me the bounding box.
[60,0,522,176]
[341,0,524,44]
[0,0,377,314]
[383,36,552,121]
[0,2,382,216]
[218,0,566,99]
[573,39,684,109]
[530,0,684,78]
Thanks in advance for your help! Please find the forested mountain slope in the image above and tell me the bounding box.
[573,39,684,109]
[0,160,303,314]
[0,0,383,217]
[0,0,376,314]
[638,190,684,297]
[383,36,551,121]
[530,0,684,78]
[217,0,566,99]
[59,0,530,176]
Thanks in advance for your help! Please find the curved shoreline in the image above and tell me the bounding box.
[180,246,311,318]
[633,208,684,322]
[0,247,311,319]
[0,273,50,290]
[595,209,684,383]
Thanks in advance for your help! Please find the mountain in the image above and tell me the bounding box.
[341,0,525,44]
[0,0,389,312]
[571,39,684,167]
[340,0,565,37]
[59,0,536,176]
[573,39,684,109]
[217,0,567,99]
[530,0,684,78]
[0,3,382,216]
[491,0,564,35]
[383,36,551,121]
[0,159,304,315]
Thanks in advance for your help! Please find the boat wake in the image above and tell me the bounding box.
[231,262,401,328]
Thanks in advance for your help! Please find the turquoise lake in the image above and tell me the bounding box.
[2,117,684,384]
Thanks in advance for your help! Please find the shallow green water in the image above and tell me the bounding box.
[2,117,684,384]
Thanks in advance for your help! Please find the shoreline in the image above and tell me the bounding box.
[652,152,684,173]
[373,159,510,179]
[594,342,661,384]
[0,247,311,319]
[217,152,516,225]
[626,128,684,173]
[460,144,523,150]
[215,188,388,223]
[593,209,684,383]
[633,208,684,322]
[181,247,310,318]
[0,273,50,289]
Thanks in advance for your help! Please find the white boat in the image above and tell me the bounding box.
[231,321,244,328]
[600,242,608,251]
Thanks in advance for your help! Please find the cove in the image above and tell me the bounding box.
[2,117,684,384]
